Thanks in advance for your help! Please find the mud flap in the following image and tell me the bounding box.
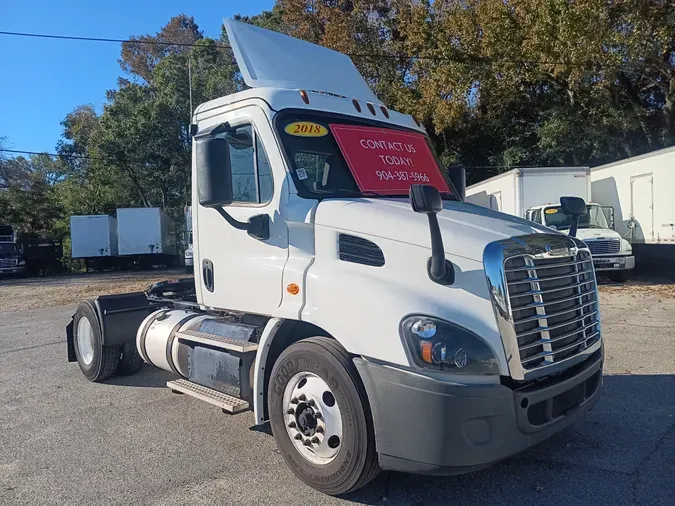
[66,318,76,362]
[93,292,154,346]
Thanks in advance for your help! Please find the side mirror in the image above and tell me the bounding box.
[196,136,233,208]
[409,184,453,285]
[560,196,587,237]
[601,205,615,230]
[448,164,466,201]
[410,184,442,214]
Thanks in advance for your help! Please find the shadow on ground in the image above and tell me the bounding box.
[338,374,675,505]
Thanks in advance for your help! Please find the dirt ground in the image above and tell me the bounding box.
[1,270,672,314]
[0,269,187,312]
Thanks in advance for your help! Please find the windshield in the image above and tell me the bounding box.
[277,112,457,199]
[544,205,609,230]
[0,243,17,257]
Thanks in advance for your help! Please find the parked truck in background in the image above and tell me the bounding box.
[466,167,634,281]
[65,20,604,495]
[0,224,25,276]
[116,207,176,268]
[591,146,675,276]
[184,206,193,272]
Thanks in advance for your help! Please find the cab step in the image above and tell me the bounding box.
[175,329,259,353]
[167,379,249,414]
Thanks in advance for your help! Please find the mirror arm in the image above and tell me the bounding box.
[427,214,446,279]
[214,208,270,240]
[214,207,249,231]
[569,216,580,237]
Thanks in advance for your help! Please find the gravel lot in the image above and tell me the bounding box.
[0,273,673,505]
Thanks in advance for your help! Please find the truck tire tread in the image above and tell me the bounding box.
[116,342,144,376]
[73,301,120,382]
[268,336,379,495]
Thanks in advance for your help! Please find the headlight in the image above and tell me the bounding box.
[621,239,632,253]
[18,260,26,266]
[185,250,193,258]
[400,315,500,375]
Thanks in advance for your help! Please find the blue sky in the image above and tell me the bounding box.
[0,0,275,155]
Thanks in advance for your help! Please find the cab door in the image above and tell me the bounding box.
[193,105,289,314]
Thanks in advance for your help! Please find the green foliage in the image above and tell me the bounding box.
[4,2,675,243]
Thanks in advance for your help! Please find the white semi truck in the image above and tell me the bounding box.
[466,167,634,281]
[66,20,604,495]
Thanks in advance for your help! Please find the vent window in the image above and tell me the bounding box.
[338,234,385,267]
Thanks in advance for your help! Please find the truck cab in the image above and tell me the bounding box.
[0,225,25,276]
[66,20,604,496]
[527,203,634,281]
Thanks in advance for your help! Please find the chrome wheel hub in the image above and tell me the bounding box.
[77,316,95,366]
[283,371,343,465]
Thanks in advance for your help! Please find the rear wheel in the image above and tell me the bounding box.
[117,342,144,376]
[268,337,379,495]
[73,302,120,382]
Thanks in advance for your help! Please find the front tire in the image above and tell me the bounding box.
[268,337,379,495]
[73,301,120,382]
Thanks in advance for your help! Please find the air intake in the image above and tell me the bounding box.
[338,234,385,267]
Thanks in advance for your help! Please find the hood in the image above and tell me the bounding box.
[314,198,552,262]
[574,228,623,241]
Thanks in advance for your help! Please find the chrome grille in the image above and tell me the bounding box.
[0,258,17,268]
[505,250,600,371]
[484,233,602,380]
[585,239,620,255]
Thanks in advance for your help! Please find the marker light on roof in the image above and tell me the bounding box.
[366,102,376,115]
[380,106,390,118]
[352,99,362,112]
[300,90,309,104]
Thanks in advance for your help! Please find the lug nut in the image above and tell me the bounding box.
[299,394,307,401]
[303,439,312,446]
[316,426,324,434]
[308,399,316,407]
[294,434,303,440]
[311,436,320,444]
[287,408,295,415]
[290,397,299,404]
[315,412,322,419]
[288,421,296,428]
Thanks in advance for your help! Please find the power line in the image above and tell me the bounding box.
[0,30,231,49]
[0,29,634,69]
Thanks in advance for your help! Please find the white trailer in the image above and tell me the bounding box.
[465,166,590,217]
[65,20,604,496]
[70,215,118,258]
[591,146,675,245]
[116,208,176,256]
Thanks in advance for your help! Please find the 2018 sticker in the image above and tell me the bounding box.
[284,122,328,137]
[545,208,559,214]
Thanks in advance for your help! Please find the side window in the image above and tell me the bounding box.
[531,210,542,224]
[225,124,273,204]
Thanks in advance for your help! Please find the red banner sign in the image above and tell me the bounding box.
[330,124,451,195]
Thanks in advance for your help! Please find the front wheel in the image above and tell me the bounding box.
[268,337,379,495]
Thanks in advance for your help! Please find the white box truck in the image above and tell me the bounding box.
[65,20,604,496]
[116,207,176,257]
[466,167,634,281]
[465,166,591,216]
[591,146,675,245]
[70,215,118,258]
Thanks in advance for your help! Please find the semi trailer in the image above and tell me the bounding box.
[66,20,604,495]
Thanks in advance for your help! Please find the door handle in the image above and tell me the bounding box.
[202,259,214,292]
